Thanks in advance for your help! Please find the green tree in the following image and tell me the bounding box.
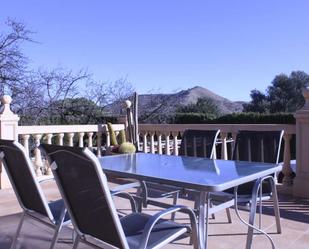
[243,71,309,113]
[37,98,113,125]
[243,90,269,113]
[177,97,220,117]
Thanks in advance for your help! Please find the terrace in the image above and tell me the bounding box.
[0,90,309,249]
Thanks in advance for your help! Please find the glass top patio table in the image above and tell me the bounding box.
[99,153,282,192]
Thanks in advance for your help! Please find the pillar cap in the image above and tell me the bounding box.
[1,95,12,105]
[125,100,132,108]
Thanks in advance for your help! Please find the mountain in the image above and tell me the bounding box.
[108,86,244,122]
[137,86,244,114]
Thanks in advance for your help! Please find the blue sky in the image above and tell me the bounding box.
[1,0,309,101]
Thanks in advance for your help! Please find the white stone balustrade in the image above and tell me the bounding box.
[294,88,309,197]
[16,124,125,178]
[21,134,30,156]
[87,132,94,148]
[57,133,64,146]
[33,134,43,176]
[67,133,74,146]
[0,94,304,198]
[78,132,84,147]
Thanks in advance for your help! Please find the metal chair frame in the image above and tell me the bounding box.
[0,140,71,249]
[211,130,283,249]
[42,144,199,249]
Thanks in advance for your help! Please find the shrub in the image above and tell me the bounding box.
[172,112,295,124]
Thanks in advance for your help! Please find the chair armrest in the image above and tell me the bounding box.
[110,181,141,192]
[138,205,198,249]
[37,175,54,183]
[110,190,137,213]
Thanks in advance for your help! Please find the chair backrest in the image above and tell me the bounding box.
[232,130,284,164]
[0,139,52,219]
[179,129,220,158]
[40,144,129,249]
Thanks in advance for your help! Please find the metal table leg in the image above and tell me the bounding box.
[198,191,210,249]
[233,179,276,249]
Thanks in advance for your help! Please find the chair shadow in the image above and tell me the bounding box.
[0,212,74,249]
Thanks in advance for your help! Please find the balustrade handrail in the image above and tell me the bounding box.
[139,123,296,135]
[17,124,125,135]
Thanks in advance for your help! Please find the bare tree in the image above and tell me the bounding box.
[0,19,135,125]
[0,19,34,93]
[85,77,135,111]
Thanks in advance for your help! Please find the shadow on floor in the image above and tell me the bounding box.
[261,194,309,224]
[0,213,74,249]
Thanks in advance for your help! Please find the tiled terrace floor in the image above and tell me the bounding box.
[0,181,308,249]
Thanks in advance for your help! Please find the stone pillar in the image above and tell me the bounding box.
[294,88,309,197]
[0,95,20,188]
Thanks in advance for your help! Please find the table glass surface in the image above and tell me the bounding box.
[99,153,282,192]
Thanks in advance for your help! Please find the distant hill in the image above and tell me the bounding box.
[138,86,244,115]
[108,86,244,122]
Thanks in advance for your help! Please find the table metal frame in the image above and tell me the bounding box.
[99,153,282,249]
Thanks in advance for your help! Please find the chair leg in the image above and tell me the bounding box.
[49,221,64,249]
[209,201,215,219]
[258,183,263,229]
[73,235,80,249]
[269,177,282,234]
[245,180,260,249]
[171,192,179,221]
[225,208,232,223]
[140,181,148,208]
[49,208,67,249]
[10,212,26,249]
[72,229,76,243]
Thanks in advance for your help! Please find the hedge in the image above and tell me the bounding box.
[173,112,295,124]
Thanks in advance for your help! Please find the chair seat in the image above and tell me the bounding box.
[48,199,70,222]
[145,182,182,198]
[210,189,272,204]
[223,179,272,196]
[121,213,189,249]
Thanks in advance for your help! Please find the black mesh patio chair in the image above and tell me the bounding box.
[179,129,220,158]
[40,144,199,249]
[142,129,221,220]
[0,139,71,249]
[228,130,284,195]
[211,130,283,249]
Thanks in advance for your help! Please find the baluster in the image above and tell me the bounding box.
[45,133,53,144]
[78,132,84,147]
[172,132,179,155]
[45,133,53,175]
[282,134,293,186]
[97,132,102,157]
[220,132,228,160]
[165,132,171,155]
[57,133,64,146]
[150,132,155,154]
[87,132,93,148]
[33,134,43,177]
[67,133,74,146]
[21,134,30,156]
[106,131,111,147]
[157,133,163,154]
[143,132,148,153]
